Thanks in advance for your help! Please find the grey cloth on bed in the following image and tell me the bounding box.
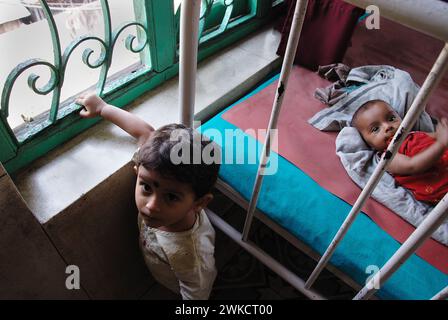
[336,127,448,246]
[314,63,352,106]
[308,65,435,131]
[309,65,448,246]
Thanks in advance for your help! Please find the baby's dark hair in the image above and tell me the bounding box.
[135,123,221,199]
[351,99,388,129]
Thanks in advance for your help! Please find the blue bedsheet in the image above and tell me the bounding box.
[199,75,447,300]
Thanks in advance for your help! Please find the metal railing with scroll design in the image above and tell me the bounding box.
[0,0,148,145]
[0,0,277,175]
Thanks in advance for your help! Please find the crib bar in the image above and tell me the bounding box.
[431,285,448,300]
[205,209,326,300]
[305,42,448,290]
[343,0,448,42]
[241,0,309,241]
[216,178,371,296]
[354,193,448,300]
[179,0,201,126]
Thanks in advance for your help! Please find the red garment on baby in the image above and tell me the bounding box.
[393,132,448,204]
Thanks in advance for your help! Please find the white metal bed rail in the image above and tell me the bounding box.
[354,193,448,299]
[242,0,309,241]
[205,208,326,300]
[179,0,201,126]
[431,285,448,300]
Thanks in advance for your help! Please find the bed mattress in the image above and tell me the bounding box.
[199,66,447,299]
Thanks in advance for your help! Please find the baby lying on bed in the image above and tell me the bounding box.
[351,99,448,205]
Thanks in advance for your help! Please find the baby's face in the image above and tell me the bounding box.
[135,166,199,232]
[356,101,402,151]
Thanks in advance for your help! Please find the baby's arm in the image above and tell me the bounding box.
[77,93,154,146]
[387,118,448,175]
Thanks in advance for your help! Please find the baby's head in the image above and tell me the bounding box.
[134,124,220,231]
[351,99,402,151]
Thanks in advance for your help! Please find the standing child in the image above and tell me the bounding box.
[351,99,448,205]
[77,93,220,300]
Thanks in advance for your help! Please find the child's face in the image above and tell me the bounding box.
[356,101,402,151]
[135,166,205,232]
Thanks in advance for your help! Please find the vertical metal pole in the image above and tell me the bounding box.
[305,43,448,289]
[354,193,448,300]
[179,0,201,127]
[431,286,448,300]
[241,0,309,241]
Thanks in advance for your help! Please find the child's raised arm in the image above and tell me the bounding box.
[77,93,154,146]
[387,118,448,175]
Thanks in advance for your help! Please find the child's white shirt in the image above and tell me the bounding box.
[138,210,217,300]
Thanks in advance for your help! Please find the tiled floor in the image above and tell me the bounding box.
[142,189,357,300]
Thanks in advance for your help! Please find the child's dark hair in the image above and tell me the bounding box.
[136,123,221,198]
[351,99,387,128]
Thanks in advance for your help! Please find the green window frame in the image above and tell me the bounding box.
[0,0,283,175]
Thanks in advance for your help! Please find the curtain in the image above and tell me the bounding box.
[276,0,363,71]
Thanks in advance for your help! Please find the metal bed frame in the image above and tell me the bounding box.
[179,0,448,300]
